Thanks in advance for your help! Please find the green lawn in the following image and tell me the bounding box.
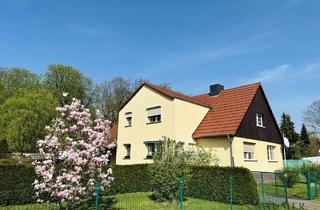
[0,192,296,210]
[262,182,319,201]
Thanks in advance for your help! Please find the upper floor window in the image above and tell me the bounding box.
[125,112,132,127]
[147,106,161,124]
[124,144,131,159]
[256,113,264,128]
[267,145,275,161]
[244,142,256,160]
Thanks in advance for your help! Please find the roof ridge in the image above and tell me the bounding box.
[192,82,261,97]
[222,82,261,92]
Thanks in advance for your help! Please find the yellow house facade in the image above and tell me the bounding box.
[114,82,284,172]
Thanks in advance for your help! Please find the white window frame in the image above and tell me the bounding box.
[147,106,161,124]
[256,113,264,128]
[267,145,276,161]
[243,142,256,161]
[145,141,158,158]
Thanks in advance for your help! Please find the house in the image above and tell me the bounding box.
[113,82,284,172]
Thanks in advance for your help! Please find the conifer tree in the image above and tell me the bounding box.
[280,113,299,159]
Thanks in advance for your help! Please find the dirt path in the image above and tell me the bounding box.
[262,195,320,210]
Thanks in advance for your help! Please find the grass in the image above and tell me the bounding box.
[262,182,319,201]
[0,192,297,210]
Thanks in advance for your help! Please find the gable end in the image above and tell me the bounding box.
[235,87,283,144]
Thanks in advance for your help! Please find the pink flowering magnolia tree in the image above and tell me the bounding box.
[33,95,115,209]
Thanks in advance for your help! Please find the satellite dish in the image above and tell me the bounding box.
[283,137,290,148]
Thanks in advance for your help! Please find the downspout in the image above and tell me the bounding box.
[227,135,235,167]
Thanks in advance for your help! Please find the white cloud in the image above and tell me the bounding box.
[247,64,290,84]
[244,61,320,85]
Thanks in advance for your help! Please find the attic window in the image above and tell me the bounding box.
[256,113,264,128]
[125,112,132,127]
[147,106,161,124]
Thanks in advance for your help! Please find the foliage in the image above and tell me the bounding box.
[42,64,94,106]
[304,100,320,134]
[0,165,36,205]
[309,134,320,156]
[0,140,9,157]
[0,164,259,206]
[149,138,192,202]
[278,168,301,188]
[298,124,311,157]
[105,164,152,195]
[297,163,320,179]
[188,148,220,166]
[280,113,299,159]
[0,67,39,105]
[189,166,259,205]
[0,90,58,153]
[33,96,115,209]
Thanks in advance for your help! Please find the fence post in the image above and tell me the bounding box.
[260,172,265,203]
[274,173,278,195]
[229,175,233,210]
[306,171,311,200]
[179,177,184,210]
[95,181,100,210]
[315,172,318,197]
[284,173,288,205]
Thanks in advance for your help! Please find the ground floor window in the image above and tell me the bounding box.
[243,142,256,160]
[145,142,157,159]
[267,145,275,161]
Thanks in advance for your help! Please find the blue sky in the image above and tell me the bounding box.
[0,0,319,131]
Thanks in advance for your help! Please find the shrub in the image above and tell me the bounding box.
[149,138,191,202]
[298,163,320,177]
[0,163,259,206]
[0,139,9,158]
[0,164,37,205]
[278,168,301,188]
[189,166,259,205]
[105,164,151,195]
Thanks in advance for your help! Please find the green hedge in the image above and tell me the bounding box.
[189,166,259,205]
[105,164,152,194]
[0,164,258,205]
[0,165,37,205]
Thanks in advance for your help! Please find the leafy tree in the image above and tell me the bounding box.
[0,67,39,104]
[309,133,320,156]
[42,64,94,106]
[0,90,58,153]
[304,100,320,134]
[280,113,299,159]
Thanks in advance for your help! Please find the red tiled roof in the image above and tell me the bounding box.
[144,83,212,108]
[117,82,261,140]
[119,82,212,111]
[192,83,261,138]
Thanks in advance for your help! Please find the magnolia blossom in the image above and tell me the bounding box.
[33,97,115,207]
